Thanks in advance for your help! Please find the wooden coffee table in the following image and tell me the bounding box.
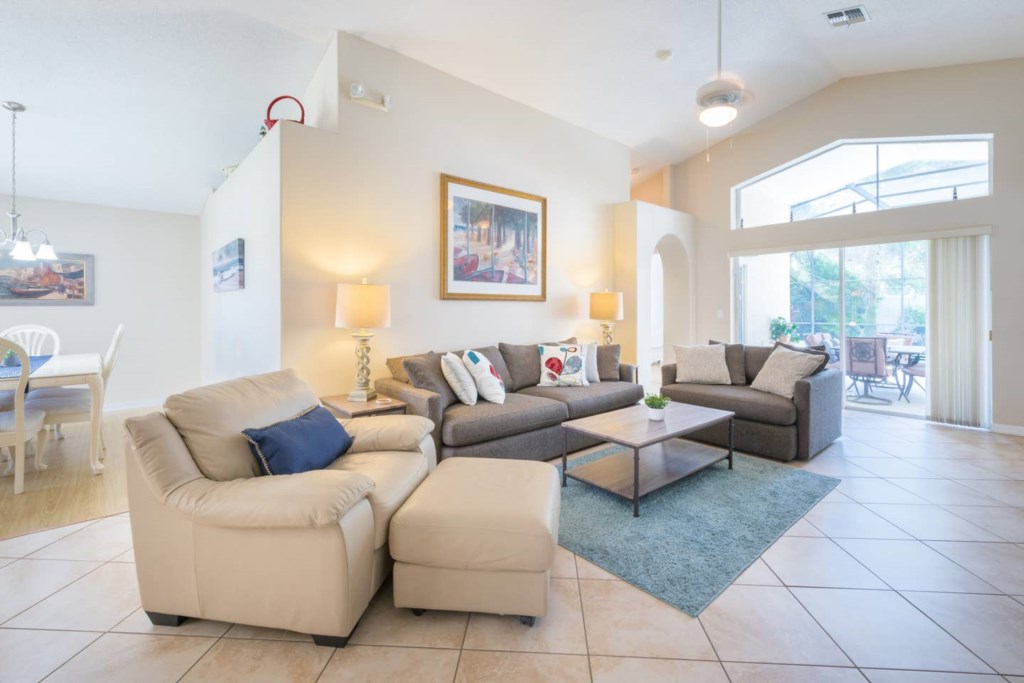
[561,403,735,517]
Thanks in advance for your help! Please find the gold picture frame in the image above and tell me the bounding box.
[440,174,546,301]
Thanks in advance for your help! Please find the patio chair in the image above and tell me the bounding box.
[844,336,894,404]
[899,359,926,403]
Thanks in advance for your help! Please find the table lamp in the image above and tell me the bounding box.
[335,279,391,401]
[590,290,624,345]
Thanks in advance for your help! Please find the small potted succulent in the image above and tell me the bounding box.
[644,393,671,421]
[2,349,20,368]
[769,316,798,343]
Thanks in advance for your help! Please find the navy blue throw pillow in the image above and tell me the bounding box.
[242,406,353,476]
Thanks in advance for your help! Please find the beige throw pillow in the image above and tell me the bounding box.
[750,345,824,398]
[674,344,731,385]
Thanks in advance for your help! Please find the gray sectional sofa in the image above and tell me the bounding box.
[660,344,843,461]
[376,342,643,462]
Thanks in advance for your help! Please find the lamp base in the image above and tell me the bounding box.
[349,330,376,402]
[347,387,377,402]
[600,322,615,346]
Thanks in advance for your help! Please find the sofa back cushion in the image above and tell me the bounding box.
[744,345,774,384]
[404,352,458,410]
[386,352,431,384]
[163,369,319,481]
[499,338,578,392]
[708,340,747,385]
[597,344,622,381]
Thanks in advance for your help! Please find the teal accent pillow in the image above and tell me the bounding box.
[242,406,352,476]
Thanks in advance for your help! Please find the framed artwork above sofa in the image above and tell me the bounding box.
[440,174,546,301]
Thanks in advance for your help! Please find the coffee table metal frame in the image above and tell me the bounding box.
[561,403,735,517]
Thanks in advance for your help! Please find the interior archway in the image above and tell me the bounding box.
[652,233,691,385]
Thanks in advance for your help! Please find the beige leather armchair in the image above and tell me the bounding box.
[124,370,435,647]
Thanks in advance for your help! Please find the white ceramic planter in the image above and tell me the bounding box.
[648,407,665,421]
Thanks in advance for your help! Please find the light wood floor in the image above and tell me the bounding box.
[0,408,151,540]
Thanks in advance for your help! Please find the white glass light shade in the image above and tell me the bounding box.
[335,282,391,330]
[9,238,36,261]
[699,104,737,127]
[590,291,624,321]
[35,241,57,260]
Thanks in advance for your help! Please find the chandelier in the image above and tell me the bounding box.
[1,101,57,261]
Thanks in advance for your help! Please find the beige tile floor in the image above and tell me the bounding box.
[1,411,1023,682]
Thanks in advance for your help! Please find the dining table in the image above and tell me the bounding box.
[0,353,105,492]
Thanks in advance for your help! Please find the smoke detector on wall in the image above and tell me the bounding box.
[826,6,870,27]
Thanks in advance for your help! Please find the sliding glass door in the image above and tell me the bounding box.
[735,240,930,416]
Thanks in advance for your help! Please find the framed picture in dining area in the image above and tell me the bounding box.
[0,253,95,305]
[440,174,546,301]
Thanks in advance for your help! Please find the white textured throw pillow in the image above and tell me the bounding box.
[750,346,823,398]
[674,344,731,385]
[462,349,506,403]
[441,352,478,406]
[583,342,600,384]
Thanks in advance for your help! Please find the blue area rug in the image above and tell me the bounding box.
[558,445,838,616]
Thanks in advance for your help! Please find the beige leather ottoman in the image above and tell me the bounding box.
[388,457,561,625]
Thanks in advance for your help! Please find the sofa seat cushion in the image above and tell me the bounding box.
[441,394,568,447]
[328,449,430,549]
[517,382,644,419]
[661,383,797,426]
[389,458,560,572]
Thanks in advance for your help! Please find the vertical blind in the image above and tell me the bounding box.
[927,235,991,428]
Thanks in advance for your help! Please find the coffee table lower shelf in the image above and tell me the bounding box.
[565,439,733,516]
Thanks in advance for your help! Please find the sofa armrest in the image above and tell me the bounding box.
[661,363,677,387]
[793,368,844,460]
[165,470,375,529]
[375,377,443,459]
[619,363,638,383]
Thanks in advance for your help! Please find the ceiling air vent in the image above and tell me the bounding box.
[826,6,870,27]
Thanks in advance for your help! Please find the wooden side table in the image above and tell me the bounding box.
[321,395,407,419]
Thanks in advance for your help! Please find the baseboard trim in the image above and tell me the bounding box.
[992,423,1024,437]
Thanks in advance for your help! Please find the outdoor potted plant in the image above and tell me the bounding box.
[2,349,20,367]
[769,316,798,343]
[644,393,671,421]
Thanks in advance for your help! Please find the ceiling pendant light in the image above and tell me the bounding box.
[696,0,747,128]
[1,101,57,262]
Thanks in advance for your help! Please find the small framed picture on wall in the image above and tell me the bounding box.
[213,238,245,292]
[440,174,546,301]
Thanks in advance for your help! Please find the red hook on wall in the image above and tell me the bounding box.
[263,95,305,134]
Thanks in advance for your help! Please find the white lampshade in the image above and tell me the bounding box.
[699,103,737,128]
[9,238,36,261]
[335,282,391,330]
[590,291,624,321]
[35,240,57,260]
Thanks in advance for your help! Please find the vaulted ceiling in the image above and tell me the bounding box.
[2,0,1023,214]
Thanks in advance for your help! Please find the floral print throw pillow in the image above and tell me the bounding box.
[538,344,588,387]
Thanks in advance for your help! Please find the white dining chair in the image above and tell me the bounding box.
[2,325,60,414]
[25,324,124,456]
[0,324,61,356]
[0,338,49,495]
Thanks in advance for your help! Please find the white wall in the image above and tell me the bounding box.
[300,34,339,131]
[669,58,1024,431]
[199,126,282,384]
[277,33,630,397]
[0,194,199,407]
[613,201,696,389]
